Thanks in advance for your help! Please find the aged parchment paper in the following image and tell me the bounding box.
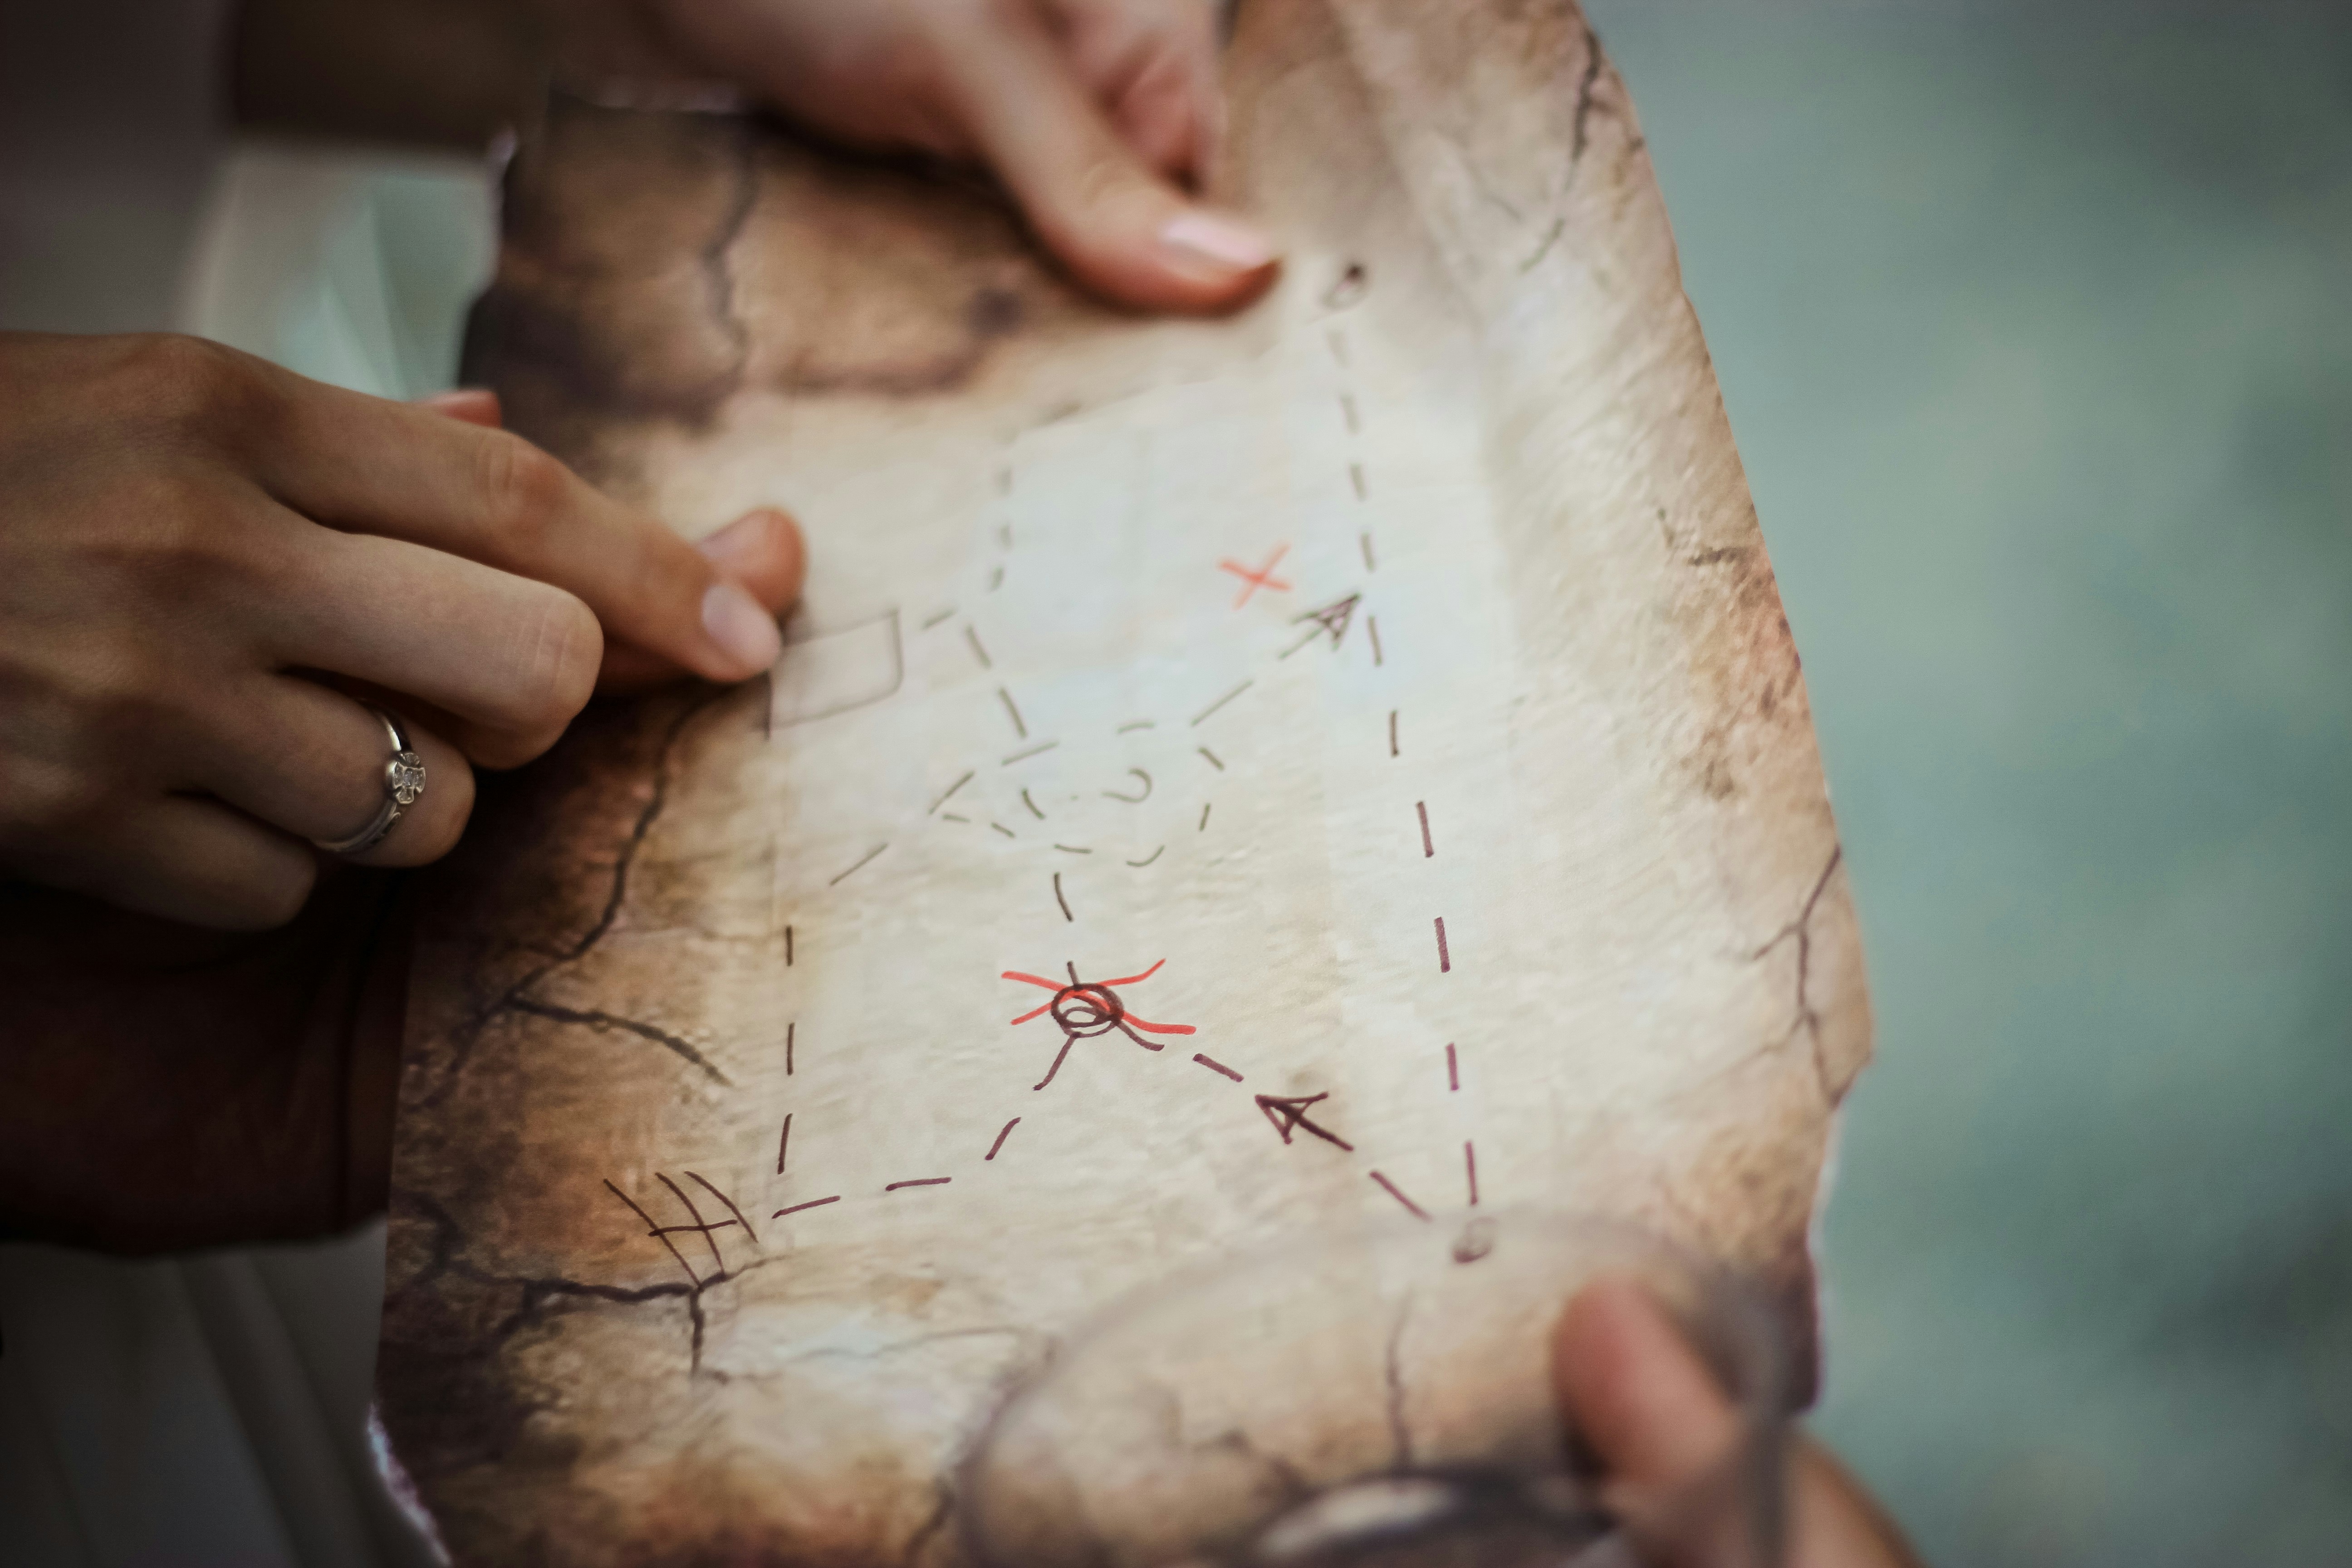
[379,1,1869,1558]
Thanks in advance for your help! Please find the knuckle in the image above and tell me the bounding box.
[116,335,279,446]
[890,0,1015,99]
[0,757,105,842]
[87,669,181,750]
[1068,140,1145,214]
[0,662,181,842]
[475,433,572,555]
[497,587,602,753]
[39,647,182,760]
[69,467,278,619]
[113,472,260,584]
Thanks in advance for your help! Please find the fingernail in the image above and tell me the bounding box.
[701,579,782,673]
[1159,210,1277,273]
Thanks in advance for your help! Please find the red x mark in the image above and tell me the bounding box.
[1219,545,1293,608]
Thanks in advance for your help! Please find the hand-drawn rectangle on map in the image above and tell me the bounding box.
[770,609,903,731]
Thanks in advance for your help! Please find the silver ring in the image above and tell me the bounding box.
[313,703,427,856]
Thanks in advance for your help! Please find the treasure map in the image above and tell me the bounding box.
[377,0,1870,1559]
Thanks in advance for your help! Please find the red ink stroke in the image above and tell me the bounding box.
[1002,959,1197,1085]
[1219,545,1294,608]
[1002,960,1190,1032]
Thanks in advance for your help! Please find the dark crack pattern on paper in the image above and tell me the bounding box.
[1383,1294,1415,1471]
[898,1481,956,1568]
[1571,20,1607,166]
[425,690,733,1104]
[391,1188,770,1378]
[1750,846,1845,1099]
[507,997,733,1086]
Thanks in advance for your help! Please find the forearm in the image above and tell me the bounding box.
[0,870,412,1253]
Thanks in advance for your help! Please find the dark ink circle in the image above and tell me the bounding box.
[1049,984,1126,1039]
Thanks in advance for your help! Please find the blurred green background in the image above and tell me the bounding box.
[1583,2,2352,1561]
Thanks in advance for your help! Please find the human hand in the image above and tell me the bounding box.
[0,332,803,931]
[639,0,1278,311]
[1553,1277,1925,1568]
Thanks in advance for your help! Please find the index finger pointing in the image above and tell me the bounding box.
[255,375,794,683]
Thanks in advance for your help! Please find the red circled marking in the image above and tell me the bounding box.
[1001,961,1194,1034]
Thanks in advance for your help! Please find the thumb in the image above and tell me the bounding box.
[1553,1274,1746,1493]
[1552,1276,1758,1568]
[1552,1275,1928,1568]
[930,2,1278,313]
